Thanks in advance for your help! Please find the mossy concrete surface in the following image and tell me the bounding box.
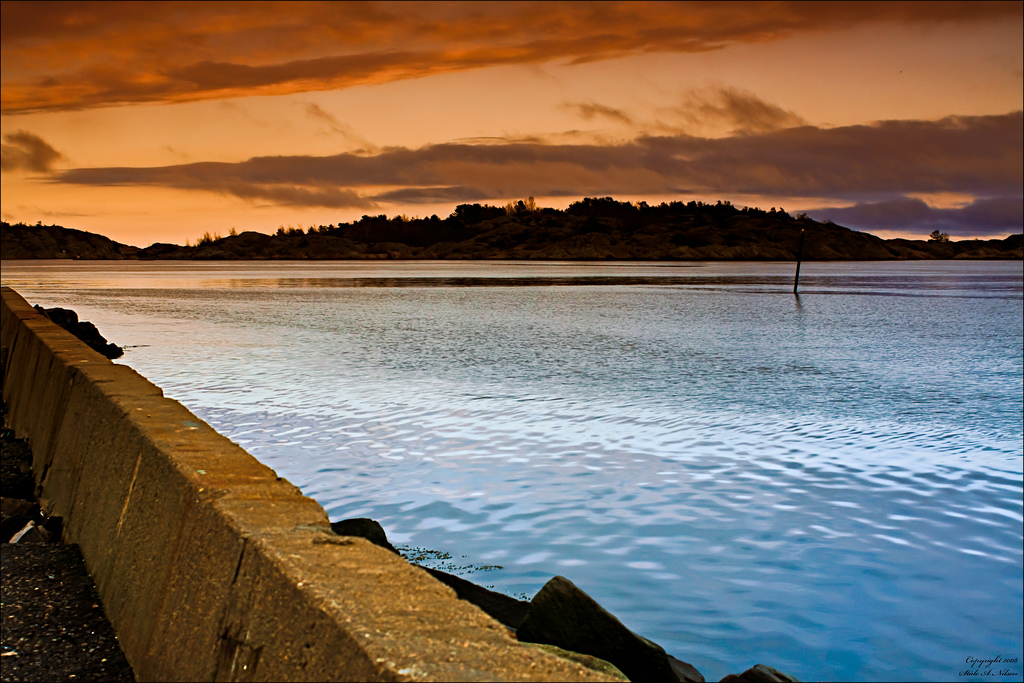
[1,286,618,682]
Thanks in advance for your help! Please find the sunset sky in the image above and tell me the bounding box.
[1,1,1021,247]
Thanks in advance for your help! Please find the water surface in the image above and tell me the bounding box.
[3,259,1021,681]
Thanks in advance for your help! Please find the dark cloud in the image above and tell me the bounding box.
[1,131,64,172]
[567,102,634,125]
[166,51,420,91]
[3,1,1019,112]
[810,196,1023,238]
[658,112,1022,196]
[374,186,491,203]
[215,183,375,209]
[673,86,808,134]
[52,158,374,208]
[51,112,1022,211]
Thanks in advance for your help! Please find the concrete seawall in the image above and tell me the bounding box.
[1,286,616,682]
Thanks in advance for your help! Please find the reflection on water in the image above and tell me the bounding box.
[6,259,1021,298]
[200,273,1024,296]
[2,259,1022,682]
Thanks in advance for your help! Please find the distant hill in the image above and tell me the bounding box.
[3,199,1022,260]
[1,221,138,259]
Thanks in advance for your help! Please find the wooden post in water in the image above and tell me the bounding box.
[793,228,805,294]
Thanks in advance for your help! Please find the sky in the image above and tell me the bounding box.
[1,1,1021,248]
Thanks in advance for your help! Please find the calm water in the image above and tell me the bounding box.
[3,260,1022,681]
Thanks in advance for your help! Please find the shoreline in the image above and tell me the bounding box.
[4,215,1022,262]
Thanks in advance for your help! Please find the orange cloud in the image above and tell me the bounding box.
[3,1,1019,113]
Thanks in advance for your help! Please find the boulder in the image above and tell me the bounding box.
[9,520,50,543]
[329,518,399,554]
[33,306,123,359]
[516,575,704,682]
[669,655,706,682]
[529,643,628,681]
[1,497,39,541]
[1,498,63,543]
[420,566,530,631]
[719,663,800,682]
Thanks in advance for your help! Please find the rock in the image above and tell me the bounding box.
[9,520,51,544]
[719,663,800,682]
[40,514,63,542]
[329,518,399,554]
[516,575,703,682]
[33,306,123,359]
[670,655,707,682]
[421,566,531,631]
[1,499,62,543]
[1,497,38,519]
[529,643,629,681]
[1,498,39,542]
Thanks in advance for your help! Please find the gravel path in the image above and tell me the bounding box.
[1,545,135,682]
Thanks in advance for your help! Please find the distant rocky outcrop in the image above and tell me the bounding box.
[4,201,1021,261]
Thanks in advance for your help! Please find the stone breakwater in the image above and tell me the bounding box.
[1,287,802,682]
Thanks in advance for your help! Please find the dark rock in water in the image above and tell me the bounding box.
[719,663,800,682]
[329,518,400,554]
[516,575,703,682]
[33,306,123,359]
[420,566,531,631]
[669,655,707,682]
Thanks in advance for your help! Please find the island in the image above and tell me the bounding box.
[3,198,1021,261]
